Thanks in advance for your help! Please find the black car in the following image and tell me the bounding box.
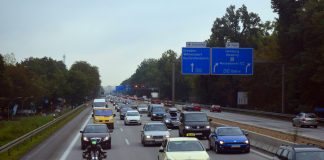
[80,124,112,150]
[119,107,131,120]
[178,112,211,138]
[163,108,180,128]
[273,145,324,160]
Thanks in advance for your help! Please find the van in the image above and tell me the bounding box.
[148,104,164,117]
[92,108,116,129]
[178,112,211,138]
[93,98,107,108]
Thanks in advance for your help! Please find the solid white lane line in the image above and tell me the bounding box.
[125,138,130,145]
[251,149,273,160]
[120,128,123,132]
[59,114,91,160]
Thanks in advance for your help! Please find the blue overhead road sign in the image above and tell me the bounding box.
[211,48,253,75]
[181,48,210,75]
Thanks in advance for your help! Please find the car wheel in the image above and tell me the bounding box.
[178,130,182,137]
[215,144,221,153]
[107,140,111,149]
[81,143,86,150]
[244,148,250,153]
[314,125,318,128]
[292,122,296,127]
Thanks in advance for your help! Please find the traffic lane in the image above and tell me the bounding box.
[202,109,324,140]
[64,108,269,160]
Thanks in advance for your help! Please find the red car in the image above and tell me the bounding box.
[182,104,201,111]
[210,105,221,112]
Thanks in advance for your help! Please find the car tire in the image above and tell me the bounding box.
[81,143,86,150]
[292,122,296,127]
[215,144,221,153]
[314,125,317,128]
[245,148,250,153]
[107,140,112,149]
[178,130,182,137]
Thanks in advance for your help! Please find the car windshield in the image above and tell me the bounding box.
[93,102,106,107]
[121,107,130,112]
[94,110,113,116]
[138,105,148,108]
[84,125,107,133]
[184,113,207,122]
[306,114,317,118]
[153,107,165,112]
[167,141,204,152]
[144,124,167,131]
[217,128,244,136]
[296,151,324,160]
[169,112,178,117]
[127,112,139,116]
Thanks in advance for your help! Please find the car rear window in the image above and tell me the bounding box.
[296,151,324,160]
[217,128,244,136]
[153,107,165,112]
[93,102,106,107]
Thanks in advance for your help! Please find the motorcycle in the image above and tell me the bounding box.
[82,137,107,160]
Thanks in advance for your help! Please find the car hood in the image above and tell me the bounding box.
[83,132,109,138]
[125,116,140,120]
[144,131,169,136]
[218,135,247,143]
[166,151,209,160]
[152,112,165,114]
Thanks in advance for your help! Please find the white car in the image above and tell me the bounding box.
[137,104,149,113]
[158,137,210,160]
[124,110,141,125]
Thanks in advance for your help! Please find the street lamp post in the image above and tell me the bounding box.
[172,62,175,106]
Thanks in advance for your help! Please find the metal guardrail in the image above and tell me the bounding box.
[0,104,86,154]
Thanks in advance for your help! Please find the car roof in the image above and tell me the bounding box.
[126,110,139,113]
[168,137,199,142]
[145,122,164,125]
[168,108,177,111]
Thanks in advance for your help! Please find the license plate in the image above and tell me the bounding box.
[155,139,163,142]
[186,133,195,136]
[231,145,241,148]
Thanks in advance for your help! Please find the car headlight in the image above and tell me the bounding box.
[146,135,151,139]
[245,140,249,144]
[165,119,170,123]
[165,135,170,138]
[83,137,89,141]
[185,126,190,129]
[94,118,99,121]
[152,114,156,116]
[104,136,109,141]
[206,125,210,129]
[219,141,224,145]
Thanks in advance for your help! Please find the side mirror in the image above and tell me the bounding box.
[159,146,164,153]
[209,119,212,122]
[113,114,116,117]
[80,131,83,133]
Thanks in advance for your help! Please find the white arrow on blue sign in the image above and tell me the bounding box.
[211,48,253,75]
[181,48,210,75]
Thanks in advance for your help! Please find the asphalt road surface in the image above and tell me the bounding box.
[23,103,272,160]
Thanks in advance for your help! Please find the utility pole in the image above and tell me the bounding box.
[281,64,285,113]
[172,62,175,106]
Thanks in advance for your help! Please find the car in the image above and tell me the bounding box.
[80,124,112,150]
[182,104,201,112]
[92,108,116,129]
[158,137,210,160]
[92,98,108,108]
[141,122,170,146]
[273,145,324,160]
[292,112,319,128]
[163,100,173,107]
[178,112,211,138]
[148,104,164,117]
[210,105,221,112]
[119,106,131,120]
[163,108,180,129]
[137,103,148,113]
[209,126,250,153]
[124,110,141,125]
[115,102,124,112]
[151,105,166,121]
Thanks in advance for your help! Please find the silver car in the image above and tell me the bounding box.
[292,113,318,128]
[141,122,170,146]
[137,104,148,113]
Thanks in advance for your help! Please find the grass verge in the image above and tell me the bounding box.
[0,105,86,160]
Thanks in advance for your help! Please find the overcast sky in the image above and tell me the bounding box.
[0,0,277,86]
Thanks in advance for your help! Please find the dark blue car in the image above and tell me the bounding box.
[209,127,250,153]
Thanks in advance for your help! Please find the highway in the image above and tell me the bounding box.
[22,103,272,160]
[201,109,324,140]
